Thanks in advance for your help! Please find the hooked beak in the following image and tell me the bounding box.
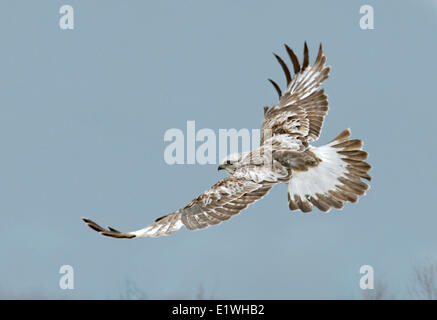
[218,164,226,171]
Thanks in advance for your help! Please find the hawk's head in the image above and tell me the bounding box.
[218,152,244,174]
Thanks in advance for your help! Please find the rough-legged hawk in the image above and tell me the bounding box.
[83,43,371,239]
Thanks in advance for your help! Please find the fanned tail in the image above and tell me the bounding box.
[287,129,371,213]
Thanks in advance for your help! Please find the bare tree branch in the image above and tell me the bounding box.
[409,258,437,300]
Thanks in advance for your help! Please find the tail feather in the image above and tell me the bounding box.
[287,129,371,213]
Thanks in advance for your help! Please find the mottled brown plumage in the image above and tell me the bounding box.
[262,43,330,145]
[82,43,371,239]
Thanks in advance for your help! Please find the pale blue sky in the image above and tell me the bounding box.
[0,0,436,299]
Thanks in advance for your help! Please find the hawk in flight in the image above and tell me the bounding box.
[83,43,371,239]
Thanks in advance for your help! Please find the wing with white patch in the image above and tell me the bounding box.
[262,43,330,146]
[82,214,182,239]
[82,177,274,238]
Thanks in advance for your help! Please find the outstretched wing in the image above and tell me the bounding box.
[82,177,274,239]
[262,43,330,147]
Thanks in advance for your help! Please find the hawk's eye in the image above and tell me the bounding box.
[226,160,232,165]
